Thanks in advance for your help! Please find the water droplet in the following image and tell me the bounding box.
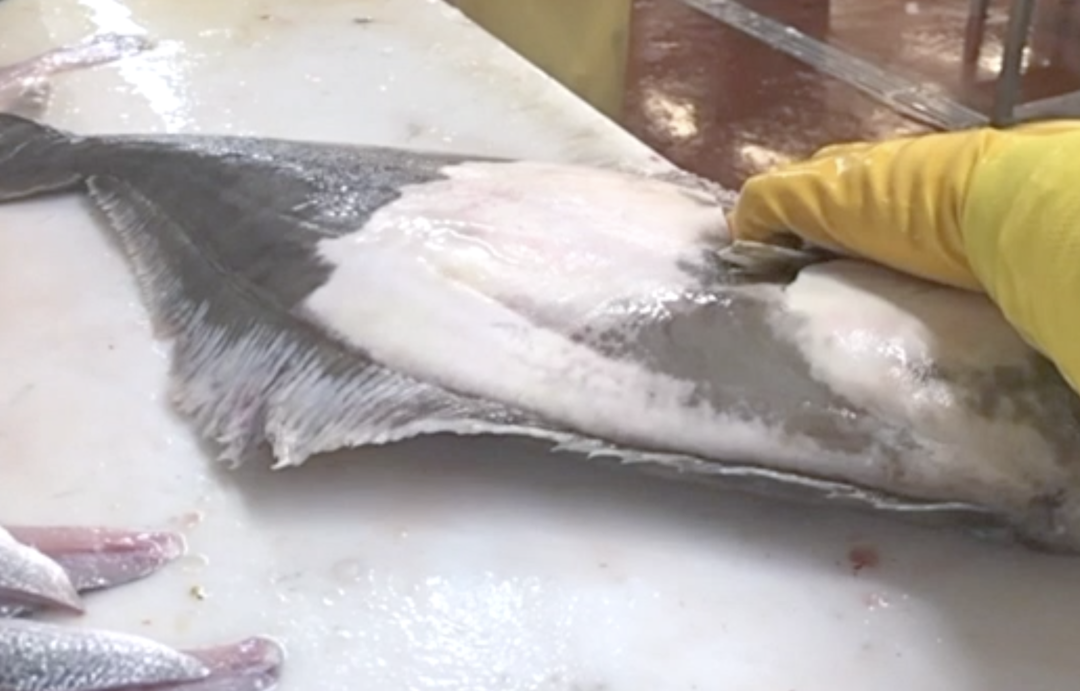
[331,558,365,584]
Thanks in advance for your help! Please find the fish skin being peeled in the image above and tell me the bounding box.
[1,113,1079,553]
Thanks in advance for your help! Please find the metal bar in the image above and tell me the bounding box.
[992,0,1037,125]
[1048,0,1070,64]
[678,0,988,130]
[1014,86,1080,120]
[961,0,992,83]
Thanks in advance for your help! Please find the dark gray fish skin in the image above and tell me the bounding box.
[0,119,549,465]
[1,113,1080,552]
[0,34,153,118]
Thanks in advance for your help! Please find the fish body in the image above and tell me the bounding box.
[0,525,284,691]
[0,526,82,613]
[0,33,152,117]
[1,113,1079,554]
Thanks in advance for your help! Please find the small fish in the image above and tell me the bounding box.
[1,620,283,691]
[0,526,82,614]
[1,620,209,691]
[0,113,1079,557]
[0,525,185,617]
[0,33,153,117]
[0,525,284,691]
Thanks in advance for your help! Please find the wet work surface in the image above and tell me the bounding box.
[3,1,1080,690]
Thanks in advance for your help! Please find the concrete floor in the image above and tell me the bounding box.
[623,0,1080,188]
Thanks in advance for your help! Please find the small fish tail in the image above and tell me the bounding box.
[0,113,82,201]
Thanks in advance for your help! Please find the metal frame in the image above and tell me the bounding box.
[682,0,1080,130]
[963,0,1036,125]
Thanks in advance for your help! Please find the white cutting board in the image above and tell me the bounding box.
[1,1,1079,689]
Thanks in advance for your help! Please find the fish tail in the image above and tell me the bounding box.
[0,113,82,201]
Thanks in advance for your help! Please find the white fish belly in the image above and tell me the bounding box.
[301,159,1080,536]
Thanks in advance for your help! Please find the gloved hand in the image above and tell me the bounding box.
[728,120,1080,391]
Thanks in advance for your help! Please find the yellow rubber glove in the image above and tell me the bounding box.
[729,120,1080,391]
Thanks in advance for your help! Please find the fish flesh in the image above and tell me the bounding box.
[0,33,153,117]
[0,111,1079,562]
[0,525,285,691]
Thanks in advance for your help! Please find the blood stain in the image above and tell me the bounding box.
[848,544,880,574]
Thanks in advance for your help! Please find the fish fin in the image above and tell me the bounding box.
[84,174,559,467]
[15,33,154,76]
[0,113,82,199]
[0,526,185,618]
[3,526,184,595]
[170,637,284,691]
[552,438,1017,541]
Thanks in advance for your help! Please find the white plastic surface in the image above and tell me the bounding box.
[1,1,1079,690]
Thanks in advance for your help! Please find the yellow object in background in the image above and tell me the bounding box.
[452,0,632,120]
[730,121,1080,392]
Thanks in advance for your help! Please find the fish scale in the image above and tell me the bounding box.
[0,527,81,612]
[0,620,210,691]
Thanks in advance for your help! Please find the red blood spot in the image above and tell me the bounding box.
[848,545,880,574]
